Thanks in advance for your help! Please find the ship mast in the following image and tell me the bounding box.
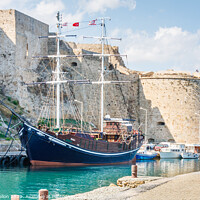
[100,18,105,133]
[56,11,62,129]
[95,17,122,133]
[30,14,126,131]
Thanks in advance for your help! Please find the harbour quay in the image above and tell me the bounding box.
[51,172,200,200]
[8,171,200,200]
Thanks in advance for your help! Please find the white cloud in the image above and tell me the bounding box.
[0,0,85,28]
[0,0,29,10]
[117,27,200,72]
[121,0,136,10]
[25,0,66,25]
[0,0,136,31]
[34,0,64,15]
[0,0,13,8]
[78,0,136,14]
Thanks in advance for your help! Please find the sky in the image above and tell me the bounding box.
[1,0,200,72]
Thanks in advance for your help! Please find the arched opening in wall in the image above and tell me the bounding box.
[108,64,114,70]
[71,62,77,67]
[148,138,155,143]
[157,122,165,126]
[168,139,175,143]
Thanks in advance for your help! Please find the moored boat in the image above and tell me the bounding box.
[136,144,158,160]
[1,13,143,166]
[181,152,199,159]
[136,152,158,160]
[160,143,185,159]
[19,122,143,166]
[154,142,170,152]
[181,144,200,159]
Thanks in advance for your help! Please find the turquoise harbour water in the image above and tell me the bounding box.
[0,159,200,199]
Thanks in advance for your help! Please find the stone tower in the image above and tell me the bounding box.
[139,70,200,144]
[0,9,49,114]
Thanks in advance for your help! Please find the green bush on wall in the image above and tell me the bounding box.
[12,100,19,106]
[7,97,11,101]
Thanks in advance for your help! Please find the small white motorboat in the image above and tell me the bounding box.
[136,144,158,160]
[160,143,185,159]
[181,152,199,159]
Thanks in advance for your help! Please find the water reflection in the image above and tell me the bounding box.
[137,159,200,177]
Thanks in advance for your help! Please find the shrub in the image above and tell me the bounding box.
[7,96,12,101]
[12,100,19,106]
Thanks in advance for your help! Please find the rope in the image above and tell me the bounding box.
[6,128,35,166]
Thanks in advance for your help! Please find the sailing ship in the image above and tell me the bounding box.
[1,12,143,166]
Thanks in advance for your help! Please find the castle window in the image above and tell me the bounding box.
[168,139,175,143]
[71,62,77,67]
[108,64,114,70]
[157,122,165,126]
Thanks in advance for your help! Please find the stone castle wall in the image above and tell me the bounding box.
[0,9,16,94]
[139,71,200,144]
[0,9,49,117]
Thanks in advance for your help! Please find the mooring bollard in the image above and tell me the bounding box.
[39,189,48,200]
[132,156,136,165]
[11,195,20,200]
[131,164,137,178]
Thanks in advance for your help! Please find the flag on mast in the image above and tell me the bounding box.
[89,19,97,25]
[62,22,68,26]
[73,22,79,27]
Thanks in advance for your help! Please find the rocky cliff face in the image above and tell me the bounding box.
[29,39,140,129]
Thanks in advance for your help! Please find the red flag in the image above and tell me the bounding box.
[89,19,96,25]
[62,22,68,26]
[73,22,79,27]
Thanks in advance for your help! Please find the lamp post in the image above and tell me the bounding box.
[74,100,83,132]
[195,113,200,143]
[140,107,148,143]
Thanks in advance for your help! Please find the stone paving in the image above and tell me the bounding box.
[54,172,200,200]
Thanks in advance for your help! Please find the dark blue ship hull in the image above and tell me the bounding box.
[19,123,140,166]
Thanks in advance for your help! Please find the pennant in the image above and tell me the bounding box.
[89,19,97,25]
[62,22,68,26]
[73,22,79,27]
